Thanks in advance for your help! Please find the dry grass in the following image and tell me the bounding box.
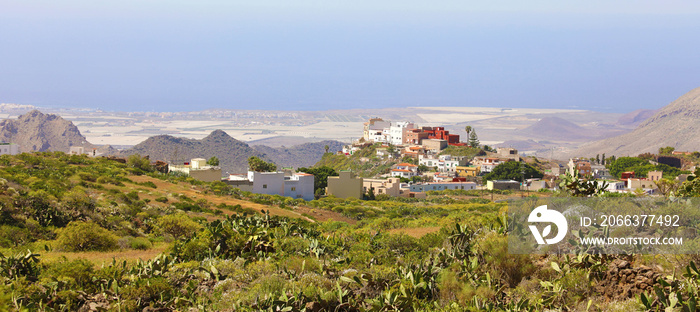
[389,227,441,238]
[43,242,169,266]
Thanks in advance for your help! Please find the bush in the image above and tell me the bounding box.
[130,237,152,250]
[155,196,168,203]
[156,213,202,239]
[55,221,118,252]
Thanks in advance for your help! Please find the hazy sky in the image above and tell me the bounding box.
[1,1,699,112]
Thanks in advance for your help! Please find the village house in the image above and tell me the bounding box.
[409,181,477,192]
[496,147,520,161]
[169,158,223,183]
[391,163,419,178]
[422,126,460,145]
[326,171,364,199]
[568,158,592,176]
[404,128,429,145]
[486,180,520,191]
[522,179,547,191]
[363,178,401,197]
[605,181,626,192]
[225,169,315,201]
[455,165,480,177]
[363,118,391,143]
[473,157,507,173]
[591,164,612,179]
[421,139,448,152]
[389,122,415,146]
[0,143,19,156]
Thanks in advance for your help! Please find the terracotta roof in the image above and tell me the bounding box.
[295,173,314,176]
[392,169,412,172]
[396,163,418,167]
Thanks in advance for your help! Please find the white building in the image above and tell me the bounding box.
[226,170,315,201]
[473,157,506,173]
[169,158,222,182]
[391,163,419,178]
[419,156,440,168]
[389,122,415,146]
[605,181,626,192]
[0,143,19,156]
[363,118,392,143]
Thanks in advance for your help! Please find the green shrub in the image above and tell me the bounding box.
[157,213,202,239]
[155,196,168,203]
[0,225,32,248]
[40,258,94,289]
[139,181,157,188]
[130,237,152,250]
[55,221,118,252]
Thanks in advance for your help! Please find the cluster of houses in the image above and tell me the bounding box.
[559,157,694,195]
[326,171,478,200]
[155,117,699,200]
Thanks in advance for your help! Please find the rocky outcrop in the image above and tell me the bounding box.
[0,110,93,153]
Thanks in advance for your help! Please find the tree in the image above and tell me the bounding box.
[324,145,330,154]
[247,156,277,172]
[207,156,219,166]
[483,161,543,182]
[659,146,675,155]
[127,154,152,172]
[656,178,680,197]
[595,154,600,165]
[601,153,606,165]
[465,126,472,139]
[608,157,648,178]
[297,166,338,198]
[365,187,376,200]
[468,130,480,148]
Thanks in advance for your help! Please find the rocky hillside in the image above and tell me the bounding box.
[0,110,94,152]
[122,130,341,174]
[567,86,700,157]
[252,140,346,168]
[121,130,267,175]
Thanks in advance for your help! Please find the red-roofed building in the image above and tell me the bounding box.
[392,163,419,178]
[422,126,460,144]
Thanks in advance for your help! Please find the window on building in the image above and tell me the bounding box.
[291,187,296,191]
[297,194,302,198]
[263,184,267,189]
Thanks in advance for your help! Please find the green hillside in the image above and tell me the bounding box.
[0,152,699,311]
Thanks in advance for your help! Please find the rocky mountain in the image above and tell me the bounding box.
[122,130,342,175]
[0,110,93,152]
[121,130,266,174]
[566,86,700,158]
[252,140,346,168]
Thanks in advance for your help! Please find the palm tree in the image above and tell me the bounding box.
[324,145,330,154]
